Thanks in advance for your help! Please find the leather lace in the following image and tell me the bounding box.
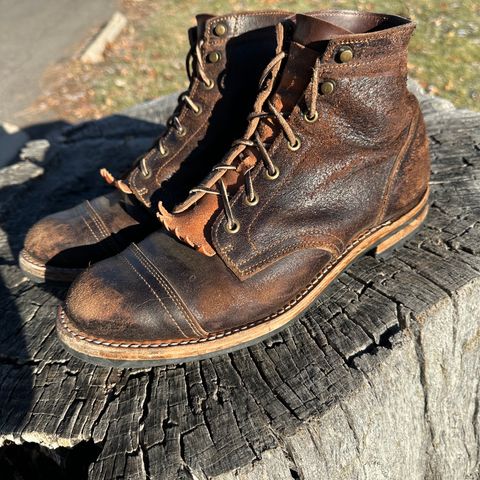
[189,49,318,232]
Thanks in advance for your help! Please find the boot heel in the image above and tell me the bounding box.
[371,207,427,259]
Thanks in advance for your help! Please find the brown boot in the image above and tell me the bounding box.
[58,11,430,366]
[20,11,292,282]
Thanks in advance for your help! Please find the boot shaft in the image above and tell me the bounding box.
[166,11,430,277]
[127,11,293,211]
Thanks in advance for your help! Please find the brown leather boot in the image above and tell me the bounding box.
[19,11,292,282]
[58,11,430,367]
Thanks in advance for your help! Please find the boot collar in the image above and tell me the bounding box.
[199,11,294,45]
[305,10,415,64]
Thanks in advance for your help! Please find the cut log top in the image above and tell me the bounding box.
[0,81,479,479]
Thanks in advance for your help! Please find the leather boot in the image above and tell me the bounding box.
[20,11,292,282]
[58,11,430,366]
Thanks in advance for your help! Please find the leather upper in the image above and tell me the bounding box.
[24,191,156,268]
[23,11,292,271]
[64,11,431,343]
[127,11,293,212]
[213,15,424,279]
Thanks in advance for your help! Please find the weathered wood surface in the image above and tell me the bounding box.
[0,82,479,479]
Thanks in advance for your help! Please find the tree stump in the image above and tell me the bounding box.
[0,83,479,480]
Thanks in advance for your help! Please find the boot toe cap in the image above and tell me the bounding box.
[24,214,78,265]
[23,203,109,269]
[62,251,202,346]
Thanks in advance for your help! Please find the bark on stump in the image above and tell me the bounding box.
[0,83,479,479]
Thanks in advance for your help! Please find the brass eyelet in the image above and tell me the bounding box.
[207,51,221,64]
[176,127,187,137]
[264,166,280,180]
[193,104,202,115]
[139,157,151,178]
[203,79,215,90]
[213,23,227,37]
[337,46,354,63]
[244,194,259,207]
[320,80,335,95]
[159,147,169,158]
[303,111,318,123]
[225,221,240,234]
[287,137,301,151]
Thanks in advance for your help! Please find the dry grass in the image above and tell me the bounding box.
[35,0,479,121]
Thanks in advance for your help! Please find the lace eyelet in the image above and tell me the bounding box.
[203,79,215,90]
[303,111,318,123]
[319,80,336,95]
[207,51,222,64]
[213,23,227,37]
[263,166,280,181]
[287,137,301,151]
[244,194,259,207]
[176,127,187,137]
[139,157,151,178]
[225,221,240,234]
[193,104,202,115]
[337,46,354,63]
[159,147,169,158]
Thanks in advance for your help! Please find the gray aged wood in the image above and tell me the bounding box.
[0,82,479,479]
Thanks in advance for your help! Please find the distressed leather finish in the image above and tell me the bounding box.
[24,191,156,269]
[63,11,430,348]
[212,14,426,279]
[65,230,331,339]
[22,11,291,273]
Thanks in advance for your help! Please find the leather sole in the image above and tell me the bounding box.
[19,250,82,283]
[57,189,429,367]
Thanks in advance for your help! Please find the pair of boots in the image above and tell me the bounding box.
[20,10,430,367]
